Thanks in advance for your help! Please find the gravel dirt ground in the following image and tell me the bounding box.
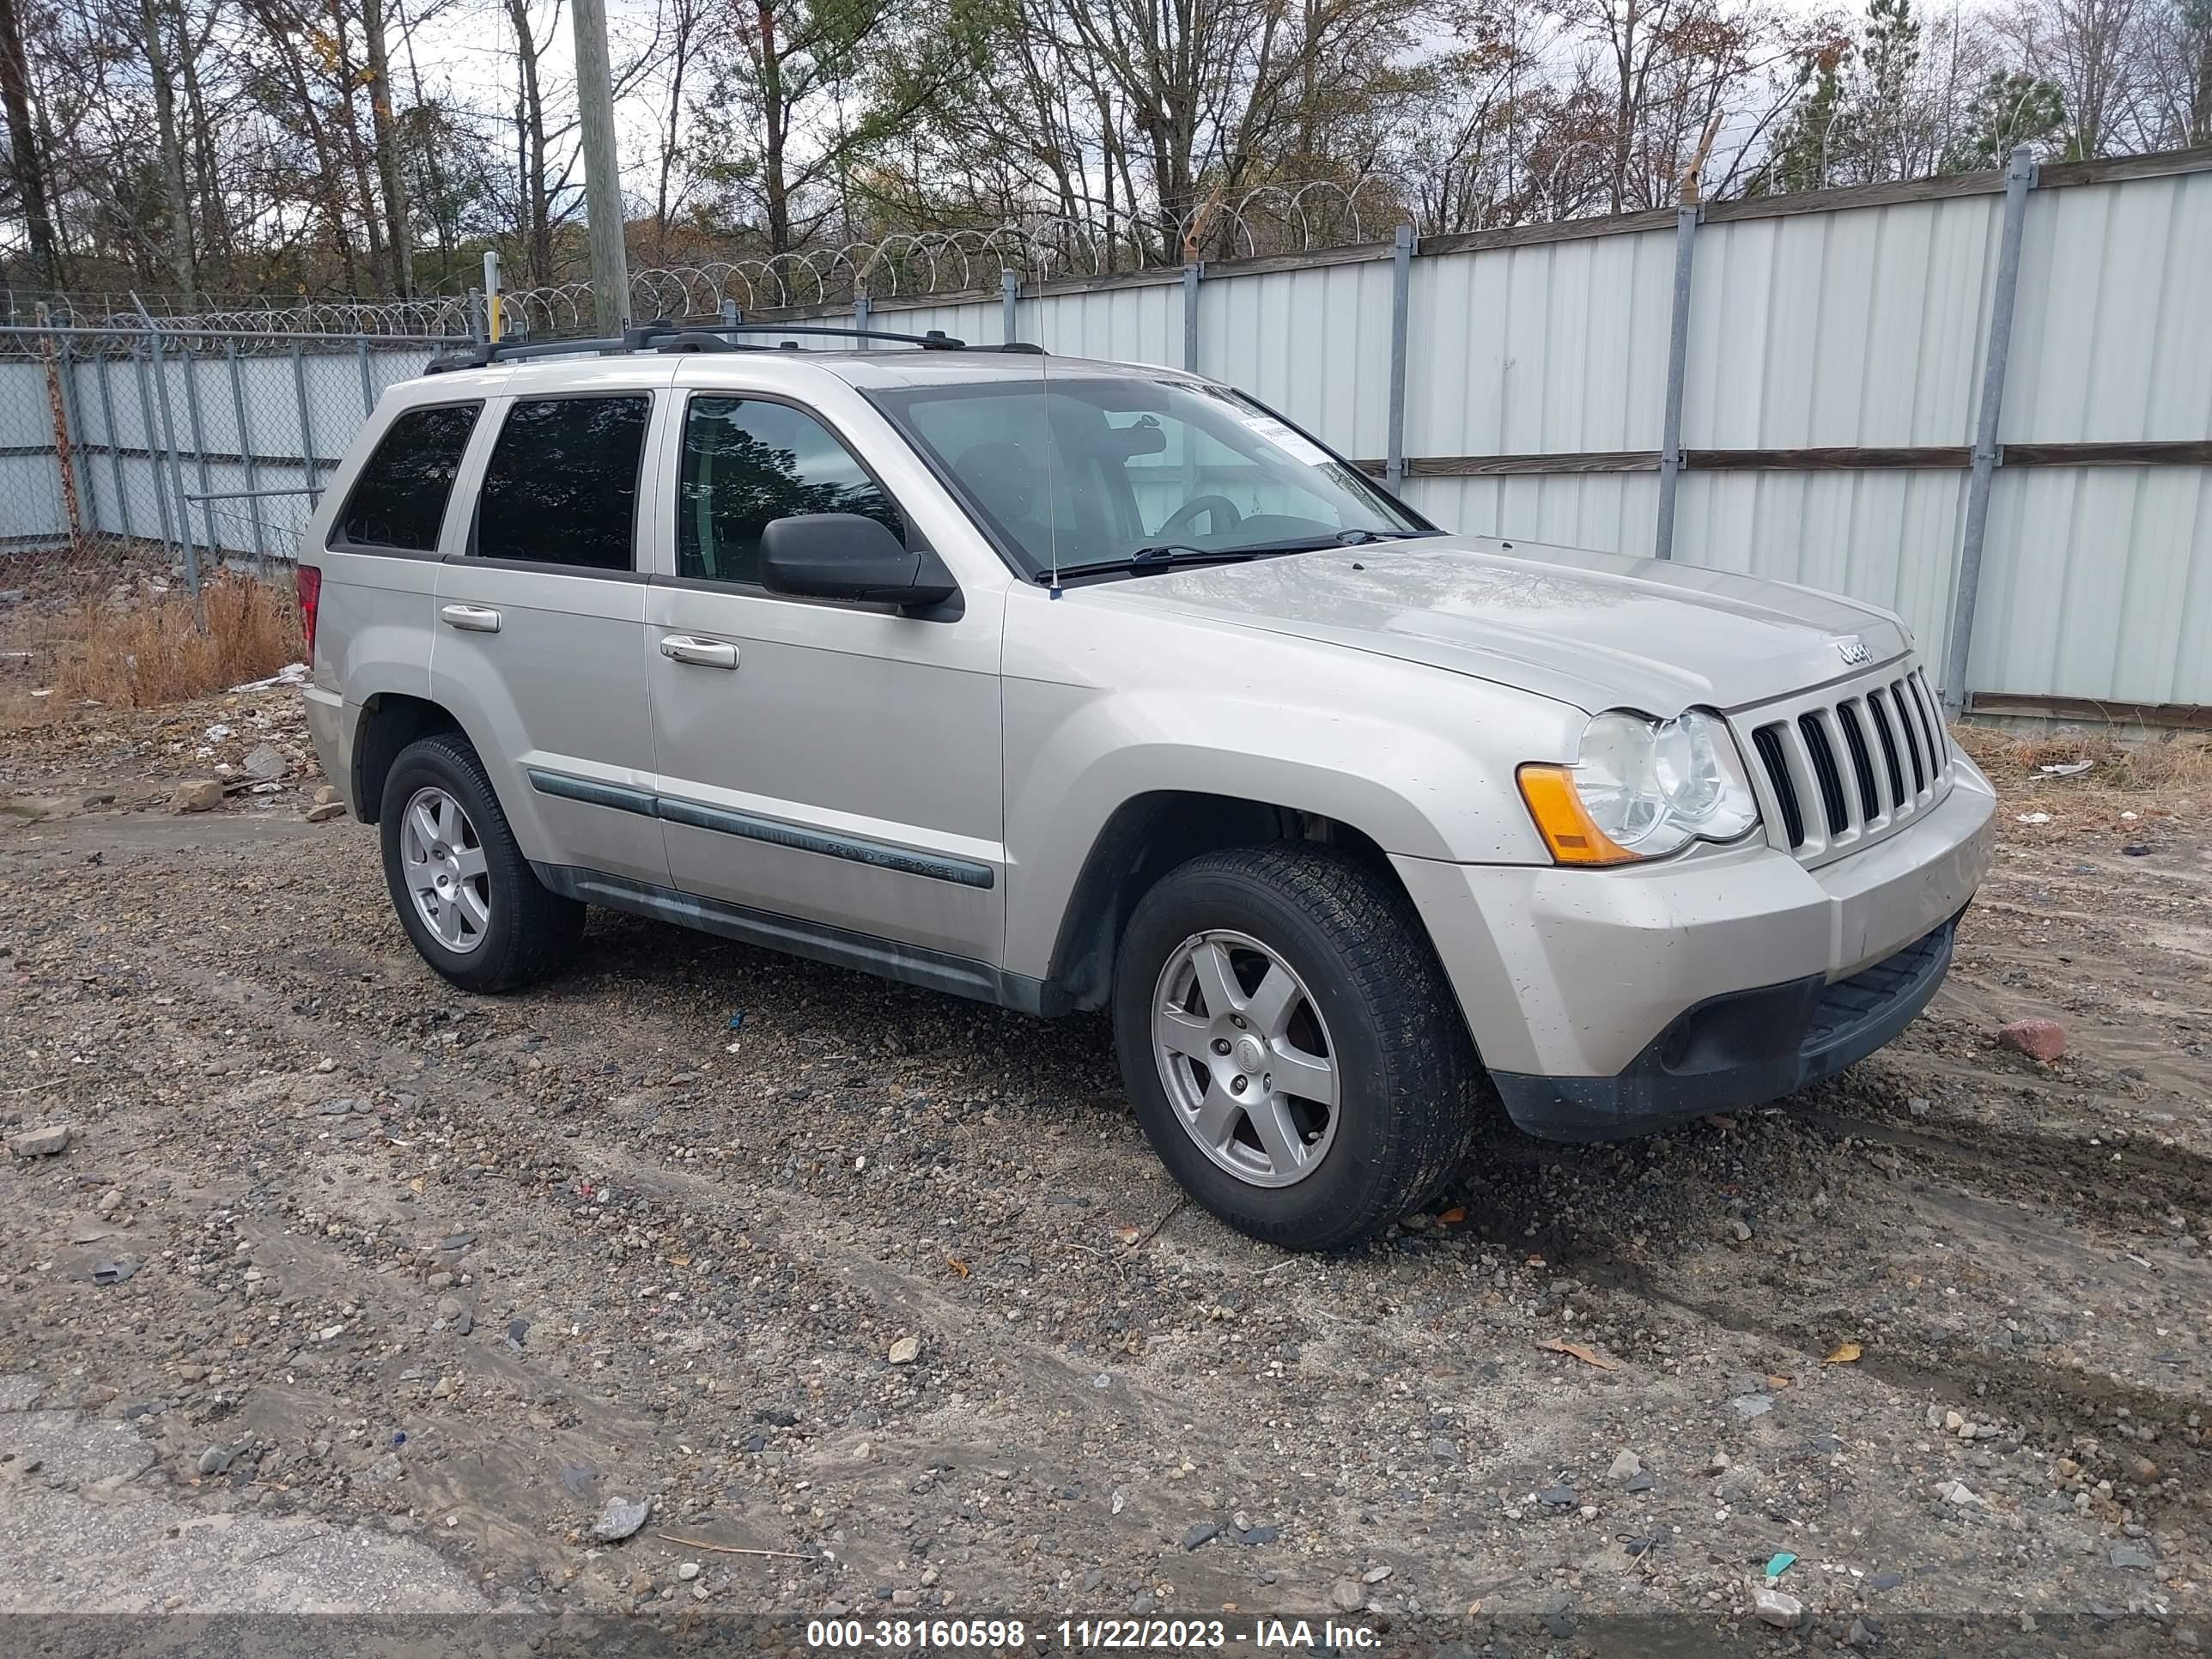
[3,613,2211,1654]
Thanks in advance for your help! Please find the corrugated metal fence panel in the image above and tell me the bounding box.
[0,357,64,544]
[872,300,994,347]
[1655,196,1997,656]
[1030,281,1180,366]
[1686,196,2000,448]
[1973,465,2212,705]
[1407,473,1665,559]
[1967,168,2212,702]
[2004,172,2212,444]
[1199,261,1397,459]
[1671,469,1969,653]
[1406,228,1675,459]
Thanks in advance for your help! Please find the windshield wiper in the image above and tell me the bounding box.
[1041,544,1273,580]
[1039,527,1443,583]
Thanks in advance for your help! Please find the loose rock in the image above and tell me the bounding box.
[1753,1587,1802,1629]
[170,779,224,812]
[1997,1018,2067,1062]
[592,1496,651,1542]
[888,1336,921,1365]
[9,1124,71,1158]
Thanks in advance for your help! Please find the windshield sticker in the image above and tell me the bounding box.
[1238,413,1334,468]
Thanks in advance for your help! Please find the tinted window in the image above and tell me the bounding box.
[475,394,651,571]
[336,402,478,551]
[678,398,906,584]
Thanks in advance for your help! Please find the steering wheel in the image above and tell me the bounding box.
[1154,495,1243,541]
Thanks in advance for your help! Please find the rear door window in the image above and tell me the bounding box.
[334,402,479,552]
[474,394,653,572]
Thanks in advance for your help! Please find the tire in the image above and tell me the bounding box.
[1111,843,1483,1250]
[378,731,584,993]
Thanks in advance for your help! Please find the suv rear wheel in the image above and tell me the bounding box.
[379,732,583,993]
[1112,844,1482,1249]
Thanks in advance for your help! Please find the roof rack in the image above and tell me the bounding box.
[424,317,1044,374]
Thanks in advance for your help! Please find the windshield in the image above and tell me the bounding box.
[868,376,1429,580]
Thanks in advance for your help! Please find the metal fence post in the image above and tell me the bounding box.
[1000,270,1018,344]
[94,354,133,544]
[147,324,202,593]
[178,339,221,561]
[853,289,872,334]
[226,342,267,559]
[1385,224,1415,493]
[1942,145,2039,714]
[468,288,488,348]
[1182,262,1202,372]
[720,298,740,328]
[1652,202,1701,562]
[129,345,174,554]
[356,335,375,416]
[292,343,319,503]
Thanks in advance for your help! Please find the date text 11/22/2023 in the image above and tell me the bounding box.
[803,1619,1382,1650]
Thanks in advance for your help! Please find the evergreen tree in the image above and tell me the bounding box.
[1945,69,2070,168]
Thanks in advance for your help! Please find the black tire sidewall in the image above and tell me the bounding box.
[1114,860,1423,1248]
[379,738,536,988]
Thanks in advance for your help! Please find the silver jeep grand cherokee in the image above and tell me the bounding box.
[300,320,1995,1250]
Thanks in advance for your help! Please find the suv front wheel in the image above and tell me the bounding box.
[1112,844,1482,1249]
[379,732,584,993]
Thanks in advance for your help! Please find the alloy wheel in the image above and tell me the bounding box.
[1151,929,1340,1188]
[399,785,492,954]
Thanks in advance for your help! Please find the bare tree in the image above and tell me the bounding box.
[2001,0,2146,153]
[137,0,198,300]
[0,0,68,289]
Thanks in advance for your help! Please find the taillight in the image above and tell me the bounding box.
[296,565,323,659]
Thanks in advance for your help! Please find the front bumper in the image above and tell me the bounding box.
[1488,912,1958,1138]
[1393,756,1996,1139]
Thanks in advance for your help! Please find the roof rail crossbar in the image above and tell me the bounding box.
[424,318,1045,374]
[651,322,970,350]
[424,333,633,374]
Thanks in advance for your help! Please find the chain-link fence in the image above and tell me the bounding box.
[0,325,456,584]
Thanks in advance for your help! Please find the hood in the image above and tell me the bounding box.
[1079,534,1913,714]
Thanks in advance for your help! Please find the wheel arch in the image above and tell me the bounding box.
[349,692,465,823]
[1043,789,1414,1012]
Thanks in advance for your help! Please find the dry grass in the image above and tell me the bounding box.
[43,572,303,709]
[1954,719,2212,822]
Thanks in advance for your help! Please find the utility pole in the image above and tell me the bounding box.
[572,0,629,335]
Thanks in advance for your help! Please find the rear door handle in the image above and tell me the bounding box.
[439,604,501,634]
[659,635,738,670]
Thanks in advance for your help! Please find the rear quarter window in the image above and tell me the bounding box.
[333,402,481,552]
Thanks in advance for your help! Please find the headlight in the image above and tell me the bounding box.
[1517,709,1759,865]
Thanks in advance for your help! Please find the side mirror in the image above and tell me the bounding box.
[759,514,960,614]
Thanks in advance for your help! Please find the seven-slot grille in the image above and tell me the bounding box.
[1741,665,1950,864]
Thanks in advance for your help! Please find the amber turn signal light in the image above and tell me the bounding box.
[1516,763,1639,866]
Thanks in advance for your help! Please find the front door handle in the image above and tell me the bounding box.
[440,604,501,634]
[659,635,738,669]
